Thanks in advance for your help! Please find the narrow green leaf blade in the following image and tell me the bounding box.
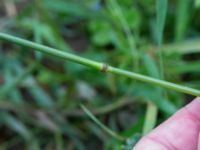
[156,0,168,45]
[175,0,191,41]
[0,112,32,140]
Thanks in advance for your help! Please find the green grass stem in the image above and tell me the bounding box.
[0,32,200,96]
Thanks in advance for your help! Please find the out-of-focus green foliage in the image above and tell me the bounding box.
[0,0,200,149]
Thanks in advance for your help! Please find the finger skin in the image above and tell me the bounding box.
[133,97,200,150]
[198,132,200,150]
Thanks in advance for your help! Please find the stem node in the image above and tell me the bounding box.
[101,63,109,72]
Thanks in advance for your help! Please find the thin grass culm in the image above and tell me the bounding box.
[80,104,126,142]
[0,32,200,96]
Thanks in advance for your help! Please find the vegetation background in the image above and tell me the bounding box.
[0,0,200,149]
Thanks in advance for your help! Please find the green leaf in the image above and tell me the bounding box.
[0,112,32,140]
[142,102,158,135]
[195,0,200,8]
[156,0,168,80]
[175,0,191,41]
[43,0,98,18]
[25,77,54,108]
[156,0,168,45]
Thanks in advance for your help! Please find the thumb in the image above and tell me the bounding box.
[133,97,200,150]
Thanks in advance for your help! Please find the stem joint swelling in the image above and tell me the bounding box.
[101,63,109,72]
[0,32,200,96]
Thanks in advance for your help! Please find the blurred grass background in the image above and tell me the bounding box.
[0,0,200,149]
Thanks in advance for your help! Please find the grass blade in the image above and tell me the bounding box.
[175,0,190,41]
[195,0,200,8]
[80,104,126,141]
[142,102,157,135]
[0,62,37,99]
[156,0,168,79]
[0,112,32,140]
[156,0,168,46]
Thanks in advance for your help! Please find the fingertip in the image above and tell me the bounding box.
[133,97,200,150]
[198,132,200,150]
[133,137,168,150]
[185,97,200,121]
